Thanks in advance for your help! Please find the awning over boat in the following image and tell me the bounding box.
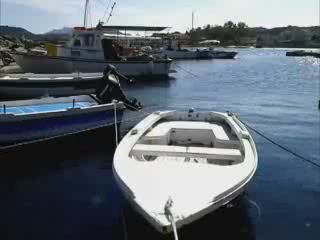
[100,26,169,32]
[103,33,161,40]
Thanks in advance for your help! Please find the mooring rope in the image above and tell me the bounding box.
[169,64,320,170]
[121,209,129,240]
[237,118,320,169]
[173,63,202,79]
[113,100,119,147]
[164,197,179,240]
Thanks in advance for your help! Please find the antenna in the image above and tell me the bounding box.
[192,11,194,31]
[101,0,112,23]
[105,2,116,24]
[84,0,89,27]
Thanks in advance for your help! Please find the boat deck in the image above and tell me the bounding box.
[134,119,243,165]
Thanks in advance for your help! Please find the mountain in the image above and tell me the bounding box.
[45,27,73,35]
[0,26,36,39]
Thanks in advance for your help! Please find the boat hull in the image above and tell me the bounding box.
[10,52,173,76]
[0,73,102,99]
[0,99,124,145]
[114,166,247,233]
[209,51,238,59]
[161,50,212,60]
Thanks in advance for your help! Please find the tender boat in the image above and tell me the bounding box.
[113,110,258,233]
[0,66,142,145]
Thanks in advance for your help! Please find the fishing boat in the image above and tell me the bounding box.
[9,2,172,76]
[0,65,142,145]
[113,109,258,233]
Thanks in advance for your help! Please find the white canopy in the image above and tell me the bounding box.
[199,40,221,45]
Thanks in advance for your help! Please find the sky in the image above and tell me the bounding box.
[0,0,319,34]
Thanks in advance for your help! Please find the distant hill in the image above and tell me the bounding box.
[0,25,36,39]
[0,25,71,43]
[45,27,73,35]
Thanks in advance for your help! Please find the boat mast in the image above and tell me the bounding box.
[84,0,89,28]
[191,11,195,47]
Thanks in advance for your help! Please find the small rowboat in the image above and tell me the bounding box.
[113,110,258,233]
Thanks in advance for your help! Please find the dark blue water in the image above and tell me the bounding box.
[0,48,319,240]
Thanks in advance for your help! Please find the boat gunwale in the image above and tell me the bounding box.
[0,100,125,121]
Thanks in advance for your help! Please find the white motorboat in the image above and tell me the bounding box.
[113,110,258,233]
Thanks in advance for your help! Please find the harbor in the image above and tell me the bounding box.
[1,47,319,240]
[0,0,320,239]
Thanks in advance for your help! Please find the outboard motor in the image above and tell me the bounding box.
[95,65,142,111]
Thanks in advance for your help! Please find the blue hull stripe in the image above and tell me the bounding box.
[0,110,123,134]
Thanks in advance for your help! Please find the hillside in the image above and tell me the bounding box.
[0,26,36,39]
[0,26,71,43]
[45,27,73,35]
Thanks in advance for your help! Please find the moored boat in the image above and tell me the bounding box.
[0,72,103,100]
[113,109,258,233]
[161,48,212,60]
[0,66,142,145]
[10,50,173,76]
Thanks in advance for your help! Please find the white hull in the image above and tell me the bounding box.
[208,51,238,59]
[161,50,199,59]
[113,110,258,233]
[10,53,172,76]
[161,49,211,60]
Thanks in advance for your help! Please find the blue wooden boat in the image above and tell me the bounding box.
[0,65,142,145]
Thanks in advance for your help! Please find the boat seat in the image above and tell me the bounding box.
[131,144,243,163]
[143,121,239,145]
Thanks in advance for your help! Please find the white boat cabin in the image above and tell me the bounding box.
[55,26,167,60]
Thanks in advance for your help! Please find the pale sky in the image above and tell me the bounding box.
[1,0,319,34]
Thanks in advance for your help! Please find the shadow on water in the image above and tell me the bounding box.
[121,194,256,240]
[0,128,117,178]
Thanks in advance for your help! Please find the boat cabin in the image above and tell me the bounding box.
[55,25,169,60]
